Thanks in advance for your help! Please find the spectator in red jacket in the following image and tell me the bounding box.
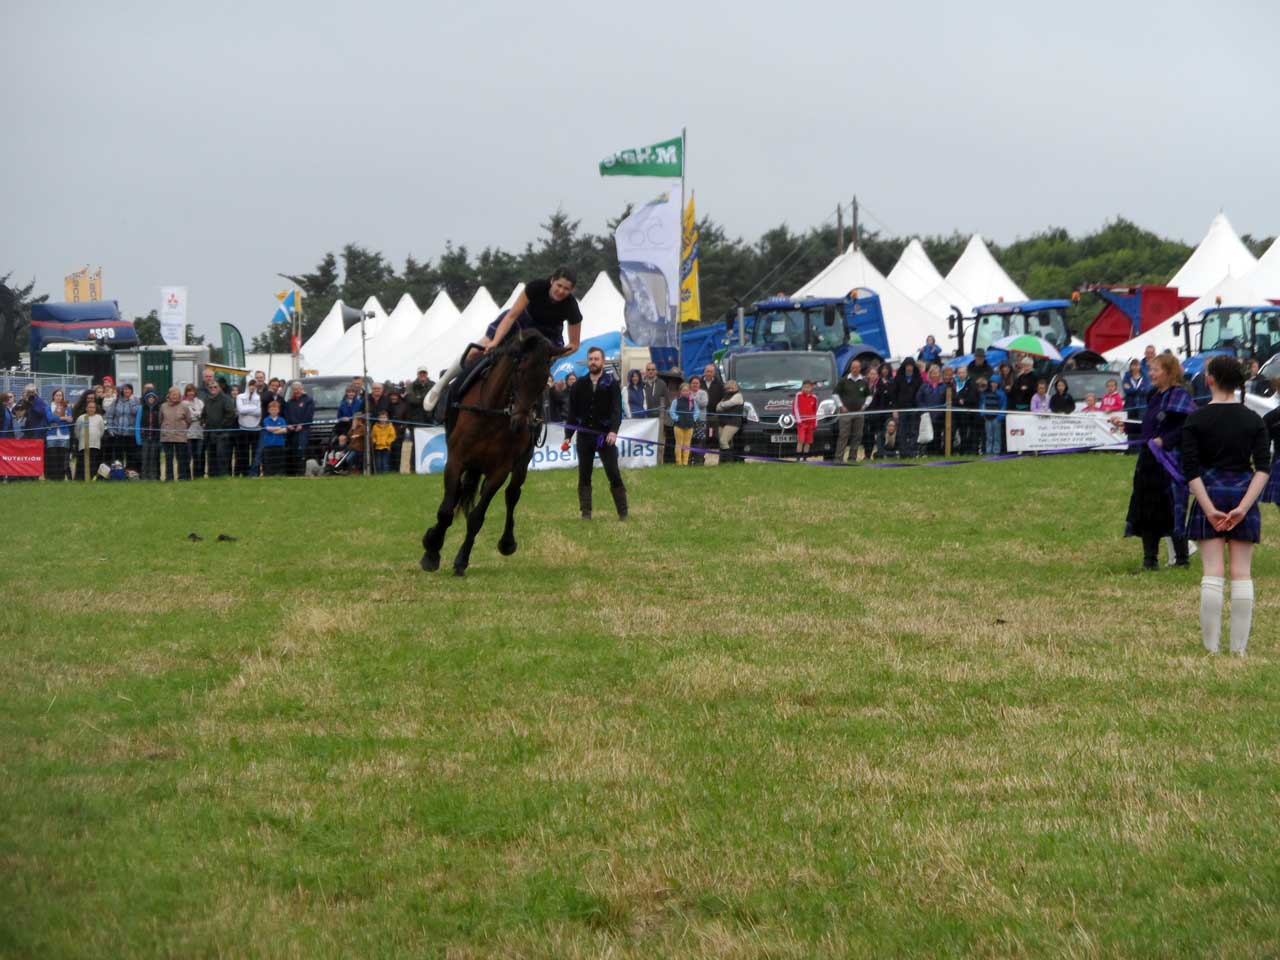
[793,379,819,461]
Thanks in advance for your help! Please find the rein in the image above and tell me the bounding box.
[453,337,548,436]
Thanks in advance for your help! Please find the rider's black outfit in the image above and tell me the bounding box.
[565,371,627,519]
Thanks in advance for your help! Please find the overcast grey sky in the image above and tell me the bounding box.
[4,0,1277,341]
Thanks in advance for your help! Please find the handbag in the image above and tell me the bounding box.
[917,411,934,444]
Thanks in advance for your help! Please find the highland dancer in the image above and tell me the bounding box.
[1181,356,1271,655]
[1116,354,1195,570]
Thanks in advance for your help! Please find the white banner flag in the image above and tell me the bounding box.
[159,286,187,346]
[615,188,681,348]
[1005,411,1127,453]
[414,419,661,475]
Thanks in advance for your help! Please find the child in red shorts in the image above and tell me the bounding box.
[793,380,818,461]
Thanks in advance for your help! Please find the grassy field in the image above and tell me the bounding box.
[3,455,1279,958]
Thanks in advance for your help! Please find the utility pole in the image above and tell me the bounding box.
[836,204,845,254]
[851,195,859,251]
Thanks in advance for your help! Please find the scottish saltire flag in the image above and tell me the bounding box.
[272,289,299,324]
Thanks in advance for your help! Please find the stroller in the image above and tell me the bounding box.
[322,435,360,475]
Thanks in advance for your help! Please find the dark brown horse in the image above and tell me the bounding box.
[421,330,553,576]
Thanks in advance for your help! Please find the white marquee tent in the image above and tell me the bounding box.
[299,300,350,371]
[398,291,461,378]
[411,287,501,377]
[321,296,389,377]
[888,239,974,321]
[794,245,944,357]
[364,293,423,380]
[1167,213,1257,298]
[577,271,626,339]
[945,235,1027,306]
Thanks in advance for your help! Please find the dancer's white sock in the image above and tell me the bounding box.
[1229,580,1254,656]
[1200,576,1225,653]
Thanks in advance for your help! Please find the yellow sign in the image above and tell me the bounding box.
[64,267,104,303]
[680,195,701,325]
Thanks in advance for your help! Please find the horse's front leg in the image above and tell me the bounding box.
[453,470,509,577]
[497,451,532,557]
[422,459,462,572]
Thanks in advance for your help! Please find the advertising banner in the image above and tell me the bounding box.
[0,440,45,477]
[414,419,660,475]
[159,286,187,345]
[598,135,682,178]
[680,193,701,326]
[1005,412,1127,453]
[615,190,681,349]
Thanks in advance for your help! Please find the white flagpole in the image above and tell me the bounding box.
[678,126,686,375]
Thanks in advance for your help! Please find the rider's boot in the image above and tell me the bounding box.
[610,485,628,520]
[578,484,592,520]
[425,357,464,411]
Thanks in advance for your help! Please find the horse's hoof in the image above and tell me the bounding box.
[452,566,466,578]
[498,537,517,556]
[420,552,440,572]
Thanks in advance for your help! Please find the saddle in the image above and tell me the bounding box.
[444,348,498,435]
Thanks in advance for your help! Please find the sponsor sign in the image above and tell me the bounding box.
[159,286,187,346]
[414,419,660,475]
[1005,412,1127,453]
[0,440,45,477]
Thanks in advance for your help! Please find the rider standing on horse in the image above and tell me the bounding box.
[425,267,582,412]
[563,345,627,521]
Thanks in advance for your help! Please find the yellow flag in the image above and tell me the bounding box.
[680,194,701,325]
[64,266,104,302]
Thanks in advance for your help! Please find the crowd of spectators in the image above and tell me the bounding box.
[3,370,327,481]
[8,339,1269,480]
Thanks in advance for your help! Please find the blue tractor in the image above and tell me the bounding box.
[1172,305,1280,394]
[946,299,1102,381]
[679,290,893,376]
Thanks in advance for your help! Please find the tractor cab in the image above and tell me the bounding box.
[1174,305,1280,390]
[948,299,1079,379]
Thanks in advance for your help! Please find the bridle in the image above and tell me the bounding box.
[454,333,551,437]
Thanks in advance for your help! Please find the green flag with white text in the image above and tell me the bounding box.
[599,136,683,177]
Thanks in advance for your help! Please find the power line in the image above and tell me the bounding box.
[735,201,850,306]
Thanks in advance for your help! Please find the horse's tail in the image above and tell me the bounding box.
[454,468,482,518]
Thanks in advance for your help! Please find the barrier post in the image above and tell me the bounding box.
[944,396,953,458]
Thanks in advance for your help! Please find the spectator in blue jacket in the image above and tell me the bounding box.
[918,335,943,365]
[0,392,14,437]
[259,399,289,476]
[103,383,139,470]
[625,369,646,419]
[44,389,73,480]
[977,377,1007,455]
[335,386,361,440]
[284,381,315,477]
[1122,359,1149,455]
[20,386,50,441]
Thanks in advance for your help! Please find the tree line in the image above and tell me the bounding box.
[267,213,1272,351]
[4,214,1274,361]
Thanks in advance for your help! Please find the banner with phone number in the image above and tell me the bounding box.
[414,419,660,475]
[1005,412,1127,453]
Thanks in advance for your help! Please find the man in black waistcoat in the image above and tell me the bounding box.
[562,346,627,520]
